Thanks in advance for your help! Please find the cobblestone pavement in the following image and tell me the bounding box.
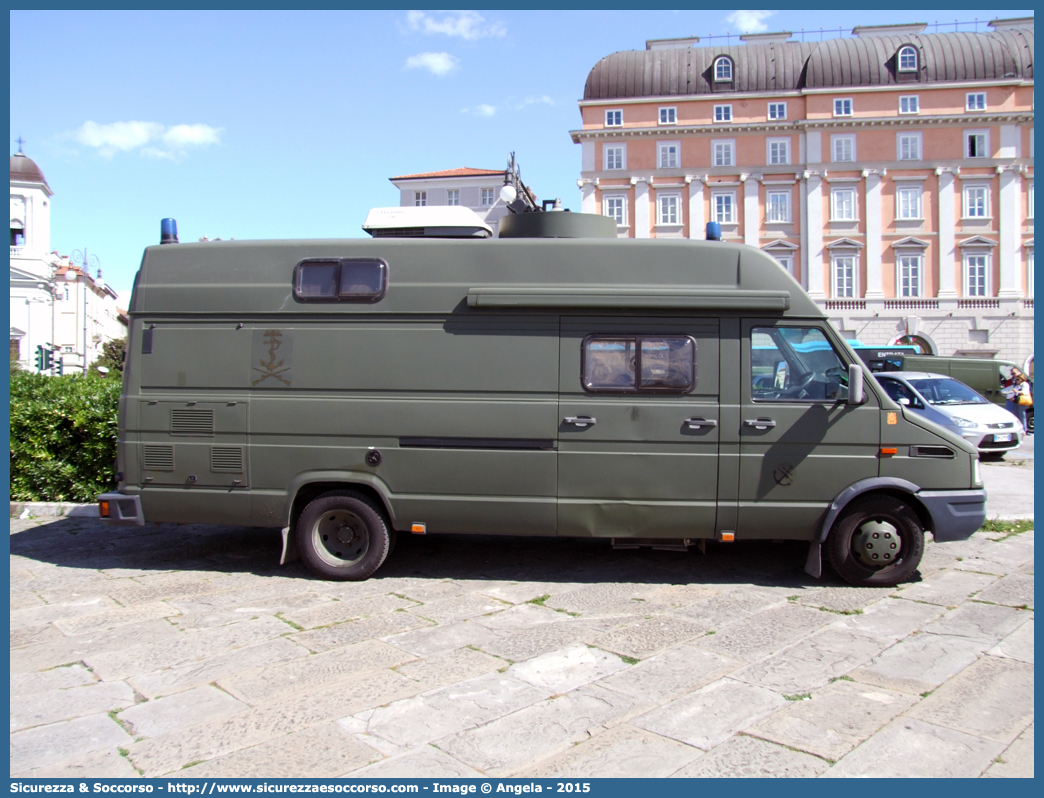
[10,494,1033,778]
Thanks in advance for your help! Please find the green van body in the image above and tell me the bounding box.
[99,230,987,585]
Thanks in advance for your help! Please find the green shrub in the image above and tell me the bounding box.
[10,371,121,502]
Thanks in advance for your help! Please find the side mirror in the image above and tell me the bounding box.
[847,364,864,405]
[898,397,911,406]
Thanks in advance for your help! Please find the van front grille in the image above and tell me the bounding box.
[143,445,175,471]
[171,409,214,435]
[210,446,244,473]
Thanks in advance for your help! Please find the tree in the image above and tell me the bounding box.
[90,337,126,377]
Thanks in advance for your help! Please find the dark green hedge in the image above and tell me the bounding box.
[10,370,120,502]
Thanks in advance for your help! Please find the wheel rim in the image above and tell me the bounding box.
[311,509,370,567]
[852,518,903,568]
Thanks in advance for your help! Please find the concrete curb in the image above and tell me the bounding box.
[10,502,99,519]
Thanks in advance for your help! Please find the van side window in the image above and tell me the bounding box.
[293,258,387,302]
[583,335,695,393]
[751,327,849,402]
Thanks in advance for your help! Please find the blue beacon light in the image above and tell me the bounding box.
[160,218,179,245]
[706,221,721,241]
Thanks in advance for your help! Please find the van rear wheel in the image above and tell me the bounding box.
[296,491,392,581]
[827,494,924,587]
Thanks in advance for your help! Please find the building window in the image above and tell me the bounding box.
[712,140,735,167]
[64,287,69,301]
[604,145,624,170]
[896,186,922,220]
[481,188,495,206]
[714,56,733,81]
[712,192,736,224]
[767,138,790,165]
[414,191,426,207]
[832,135,855,163]
[606,109,623,127]
[659,107,677,125]
[966,92,987,112]
[658,194,680,225]
[658,143,679,169]
[898,254,923,297]
[834,98,853,117]
[714,104,732,123]
[773,254,795,275]
[1028,181,1034,219]
[832,255,857,298]
[604,196,626,226]
[899,95,919,114]
[966,131,989,159]
[897,132,921,161]
[768,102,786,120]
[897,46,918,72]
[964,254,989,296]
[767,190,791,223]
[963,185,989,218]
[1029,249,1034,298]
[446,189,459,206]
[831,188,857,221]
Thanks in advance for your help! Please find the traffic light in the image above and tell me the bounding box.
[55,357,63,376]
[34,345,44,371]
[43,348,53,370]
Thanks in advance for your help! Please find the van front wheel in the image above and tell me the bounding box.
[827,495,924,587]
[296,491,392,581]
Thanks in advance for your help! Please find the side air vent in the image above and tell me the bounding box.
[143,445,175,471]
[210,446,244,473]
[171,408,214,435]
[910,445,956,459]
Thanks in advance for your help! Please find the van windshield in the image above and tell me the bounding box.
[908,377,987,405]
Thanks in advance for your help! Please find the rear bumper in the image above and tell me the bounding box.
[97,493,145,527]
[917,489,988,542]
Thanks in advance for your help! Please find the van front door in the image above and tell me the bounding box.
[557,317,720,539]
[737,321,880,539]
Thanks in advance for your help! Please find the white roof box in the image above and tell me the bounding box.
[362,206,492,239]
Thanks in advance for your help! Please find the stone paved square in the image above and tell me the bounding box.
[9,511,1034,778]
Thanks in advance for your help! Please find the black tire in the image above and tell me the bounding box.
[295,490,392,581]
[827,494,924,587]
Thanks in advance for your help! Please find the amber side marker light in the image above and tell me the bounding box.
[880,447,898,457]
[720,531,735,542]
[411,523,427,535]
[99,500,110,518]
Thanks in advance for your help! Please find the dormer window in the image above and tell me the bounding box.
[898,46,918,72]
[714,56,733,82]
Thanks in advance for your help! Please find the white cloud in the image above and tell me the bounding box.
[71,120,221,159]
[519,95,555,108]
[725,10,775,33]
[462,104,497,117]
[405,51,459,76]
[405,10,505,40]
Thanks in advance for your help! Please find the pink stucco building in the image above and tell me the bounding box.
[572,19,1034,367]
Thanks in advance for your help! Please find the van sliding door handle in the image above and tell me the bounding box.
[744,418,777,429]
[685,417,717,429]
[564,416,596,427]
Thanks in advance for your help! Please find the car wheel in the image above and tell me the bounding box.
[827,494,924,587]
[295,491,392,581]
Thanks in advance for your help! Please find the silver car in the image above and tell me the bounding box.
[874,371,1023,457]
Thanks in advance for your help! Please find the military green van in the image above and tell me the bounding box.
[99,212,986,587]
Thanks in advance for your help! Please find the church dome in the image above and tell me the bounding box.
[11,152,51,192]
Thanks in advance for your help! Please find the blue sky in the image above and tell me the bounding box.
[11,9,1032,301]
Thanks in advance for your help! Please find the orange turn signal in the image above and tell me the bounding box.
[720,531,735,542]
[99,500,110,518]
[411,523,427,535]
[880,447,898,456]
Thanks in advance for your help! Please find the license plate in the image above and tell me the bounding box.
[994,433,1013,442]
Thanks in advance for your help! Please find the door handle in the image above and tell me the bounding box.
[685,417,717,429]
[564,415,596,427]
[744,418,777,430]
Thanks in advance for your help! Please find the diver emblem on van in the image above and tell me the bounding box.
[773,464,795,486]
[252,329,293,387]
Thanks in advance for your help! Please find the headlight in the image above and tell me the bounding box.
[951,417,977,428]
[972,458,982,487]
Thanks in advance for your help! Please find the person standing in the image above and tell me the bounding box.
[1002,367,1032,430]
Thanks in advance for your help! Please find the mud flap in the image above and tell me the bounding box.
[280,526,299,565]
[804,541,822,579]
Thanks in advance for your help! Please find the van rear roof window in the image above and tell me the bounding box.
[294,258,387,302]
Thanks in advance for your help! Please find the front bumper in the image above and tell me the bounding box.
[917,488,988,542]
[97,492,145,526]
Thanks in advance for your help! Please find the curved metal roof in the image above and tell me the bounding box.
[583,29,1033,99]
[10,153,51,192]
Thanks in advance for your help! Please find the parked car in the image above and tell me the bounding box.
[874,371,1023,458]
